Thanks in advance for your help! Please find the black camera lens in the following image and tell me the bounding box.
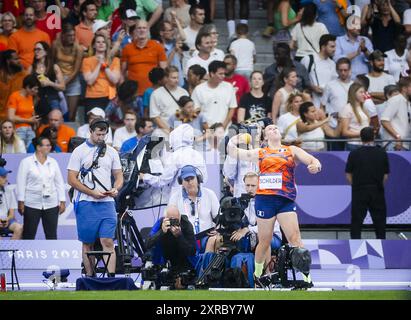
[181,43,190,51]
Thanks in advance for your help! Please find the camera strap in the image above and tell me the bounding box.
[163,85,180,105]
[79,144,109,192]
[283,118,300,139]
[300,25,319,55]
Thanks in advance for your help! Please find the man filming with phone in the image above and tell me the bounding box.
[67,119,123,277]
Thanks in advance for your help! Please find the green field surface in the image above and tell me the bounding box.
[1,290,411,300]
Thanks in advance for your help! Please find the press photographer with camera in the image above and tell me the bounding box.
[67,119,123,277]
[168,165,219,252]
[227,124,321,287]
[145,205,197,286]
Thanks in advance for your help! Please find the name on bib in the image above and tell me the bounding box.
[259,173,282,190]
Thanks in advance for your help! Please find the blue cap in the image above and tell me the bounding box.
[179,166,197,180]
[0,167,11,176]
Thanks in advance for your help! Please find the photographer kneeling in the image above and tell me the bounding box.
[145,205,197,288]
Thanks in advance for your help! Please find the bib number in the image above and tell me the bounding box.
[259,174,282,190]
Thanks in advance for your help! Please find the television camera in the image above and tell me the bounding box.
[195,195,251,288]
[214,194,252,250]
[259,244,313,290]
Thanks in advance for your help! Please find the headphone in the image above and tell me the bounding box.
[90,119,110,132]
[177,165,204,185]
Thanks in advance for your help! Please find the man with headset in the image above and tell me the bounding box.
[168,165,220,252]
[67,119,123,277]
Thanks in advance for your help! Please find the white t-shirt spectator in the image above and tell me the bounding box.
[77,124,113,144]
[182,26,199,76]
[366,72,396,115]
[113,126,136,150]
[277,112,300,141]
[301,53,337,107]
[384,49,407,81]
[291,22,329,58]
[381,93,411,148]
[229,38,256,73]
[185,54,218,77]
[366,72,396,96]
[192,48,225,61]
[149,86,189,136]
[321,79,353,128]
[339,103,369,145]
[191,81,238,126]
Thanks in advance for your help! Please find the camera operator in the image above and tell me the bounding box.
[168,165,220,252]
[67,119,123,277]
[145,205,197,279]
[140,124,207,194]
[207,172,282,254]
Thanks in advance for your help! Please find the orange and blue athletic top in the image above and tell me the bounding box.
[257,145,297,200]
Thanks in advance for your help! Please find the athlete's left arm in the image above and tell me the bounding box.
[290,146,322,174]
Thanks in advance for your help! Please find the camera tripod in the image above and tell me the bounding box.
[115,210,147,276]
[196,236,238,288]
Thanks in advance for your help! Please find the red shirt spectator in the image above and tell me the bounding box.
[35,12,62,42]
[224,74,250,104]
[224,55,250,123]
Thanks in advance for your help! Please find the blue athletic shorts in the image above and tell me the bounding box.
[254,194,297,219]
[75,201,117,244]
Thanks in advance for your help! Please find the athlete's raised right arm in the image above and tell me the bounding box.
[227,134,260,163]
